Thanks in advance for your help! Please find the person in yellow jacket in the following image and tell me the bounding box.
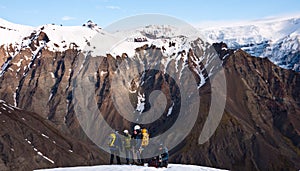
[108,131,122,164]
[140,128,150,165]
[123,129,133,164]
[141,128,149,147]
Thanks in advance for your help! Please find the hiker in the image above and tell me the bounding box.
[108,131,122,165]
[158,144,169,167]
[141,128,149,148]
[140,128,150,164]
[131,125,142,165]
[148,143,169,168]
[123,129,133,164]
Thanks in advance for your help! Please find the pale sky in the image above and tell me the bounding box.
[1,0,300,27]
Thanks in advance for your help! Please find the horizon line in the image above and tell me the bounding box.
[1,12,300,29]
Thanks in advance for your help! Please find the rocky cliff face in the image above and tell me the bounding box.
[0,100,106,171]
[171,50,300,171]
[0,22,299,171]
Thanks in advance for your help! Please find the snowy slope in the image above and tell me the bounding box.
[0,18,33,45]
[0,19,121,76]
[41,24,98,52]
[109,25,216,91]
[0,18,110,53]
[35,164,228,171]
[200,16,300,47]
[199,16,300,71]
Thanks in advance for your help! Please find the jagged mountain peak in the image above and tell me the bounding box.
[82,20,102,32]
[139,24,179,38]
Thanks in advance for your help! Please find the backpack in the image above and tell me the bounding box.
[148,157,159,167]
[109,133,116,147]
[141,130,149,147]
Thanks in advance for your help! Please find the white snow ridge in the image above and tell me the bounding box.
[35,164,228,171]
[199,15,300,71]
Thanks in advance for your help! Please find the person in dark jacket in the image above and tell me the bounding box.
[131,125,143,165]
[108,131,122,164]
[158,144,169,167]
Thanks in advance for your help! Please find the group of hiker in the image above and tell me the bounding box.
[107,125,168,167]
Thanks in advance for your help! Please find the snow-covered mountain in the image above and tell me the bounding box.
[199,16,300,71]
[0,17,300,171]
[0,19,103,53]
[35,164,228,171]
[0,18,219,91]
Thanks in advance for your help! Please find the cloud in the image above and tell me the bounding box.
[105,5,120,10]
[195,12,300,28]
[61,16,76,21]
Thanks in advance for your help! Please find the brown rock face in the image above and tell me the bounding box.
[0,29,299,171]
[171,50,300,171]
[0,100,106,171]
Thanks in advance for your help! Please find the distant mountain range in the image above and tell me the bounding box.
[199,16,300,71]
[1,16,299,71]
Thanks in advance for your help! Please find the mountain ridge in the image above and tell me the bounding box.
[0,100,106,171]
[199,16,300,71]
[1,16,300,71]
